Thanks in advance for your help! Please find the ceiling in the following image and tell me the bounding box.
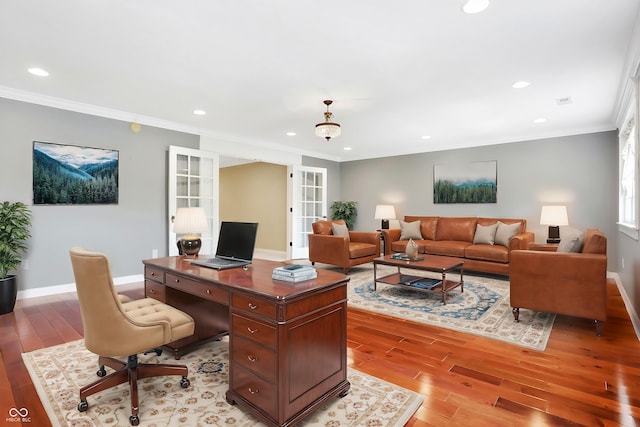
[1,1,639,162]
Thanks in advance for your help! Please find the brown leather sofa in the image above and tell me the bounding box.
[510,228,608,335]
[381,216,533,275]
[308,219,380,273]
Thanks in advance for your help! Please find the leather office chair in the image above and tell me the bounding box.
[69,247,195,426]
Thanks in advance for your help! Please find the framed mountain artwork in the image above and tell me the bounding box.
[434,160,497,204]
[33,141,119,205]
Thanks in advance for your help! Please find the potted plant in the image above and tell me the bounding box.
[330,201,358,230]
[0,201,32,315]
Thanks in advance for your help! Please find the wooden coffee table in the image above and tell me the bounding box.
[373,254,464,304]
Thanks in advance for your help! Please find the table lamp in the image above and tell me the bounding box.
[173,207,209,256]
[540,205,568,244]
[374,205,396,229]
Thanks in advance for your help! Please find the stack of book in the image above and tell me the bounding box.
[272,264,318,283]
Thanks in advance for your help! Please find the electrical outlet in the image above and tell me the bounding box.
[152,249,158,258]
[622,258,625,269]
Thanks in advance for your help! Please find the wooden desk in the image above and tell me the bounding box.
[142,256,351,427]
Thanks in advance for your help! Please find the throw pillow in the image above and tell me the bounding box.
[331,222,350,240]
[494,221,521,247]
[400,220,423,240]
[473,223,498,245]
[557,229,584,253]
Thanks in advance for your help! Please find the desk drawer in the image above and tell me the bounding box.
[145,280,166,302]
[144,266,165,283]
[166,273,229,305]
[232,294,277,319]
[231,313,276,348]
[232,335,276,382]
[232,364,277,418]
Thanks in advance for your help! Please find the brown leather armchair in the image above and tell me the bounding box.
[308,219,380,273]
[509,229,607,335]
[69,247,195,426]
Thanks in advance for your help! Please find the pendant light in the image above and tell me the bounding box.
[315,100,341,141]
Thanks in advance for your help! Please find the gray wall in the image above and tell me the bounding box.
[339,131,619,272]
[4,97,635,320]
[0,98,199,291]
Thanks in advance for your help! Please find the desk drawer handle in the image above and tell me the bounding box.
[248,387,259,394]
[247,327,258,334]
[149,289,156,294]
[174,278,180,283]
[247,355,257,362]
[150,272,156,276]
[206,289,211,294]
[248,303,258,310]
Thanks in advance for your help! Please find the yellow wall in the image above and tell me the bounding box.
[219,162,287,252]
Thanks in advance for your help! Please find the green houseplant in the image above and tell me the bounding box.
[330,201,358,230]
[0,201,32,314]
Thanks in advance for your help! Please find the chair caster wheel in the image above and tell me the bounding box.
[78,399,88,412]
[180,377,190,388]
[97,366,106,377]
[129,414,140,426]
[144,348,162,356]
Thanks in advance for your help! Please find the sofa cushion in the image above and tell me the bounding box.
[403,216,438,240]
[400,220,423,240]
[348,242,378,259]
[473,223,498,245]
[390,240,427,254]
[331,222,350,240]
[494,221,521,247]
[557,229,584,253]
[465,244,509,263]
[582,228,607,254]
[435,217,477,242]
[423,240,470,257]
[313,219,344,235]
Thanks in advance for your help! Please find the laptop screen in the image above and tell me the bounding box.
[215,221,258,262]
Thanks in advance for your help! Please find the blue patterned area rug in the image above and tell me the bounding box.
[346,265,555,351]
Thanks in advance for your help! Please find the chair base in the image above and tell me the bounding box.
[78,353,190,426]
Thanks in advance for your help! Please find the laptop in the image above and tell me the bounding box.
[190,221,258,270]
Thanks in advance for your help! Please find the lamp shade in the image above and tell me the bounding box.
[540,205,568,226]
[374,205,396,220]
[173,207,209,234]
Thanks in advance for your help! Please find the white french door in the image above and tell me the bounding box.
[168,146,219,256]
[288,166,327,260]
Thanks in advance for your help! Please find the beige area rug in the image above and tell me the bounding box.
[22,338,423,427]
[344,264,556,351]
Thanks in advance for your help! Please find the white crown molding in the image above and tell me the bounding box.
[0,86,200,135]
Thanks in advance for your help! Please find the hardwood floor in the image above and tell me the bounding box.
[1,278,639,426]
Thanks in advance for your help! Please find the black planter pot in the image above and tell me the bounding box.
[0,275,18,315]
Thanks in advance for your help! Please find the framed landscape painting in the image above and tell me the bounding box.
[434,160,497,204]
[33,141,119,205]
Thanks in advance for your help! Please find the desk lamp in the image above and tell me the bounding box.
[540,205,568,244]
[374,205,396,229]
[173,207,209,256]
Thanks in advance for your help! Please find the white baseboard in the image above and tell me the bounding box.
[254,248,287,261]
[610,272,640,340]
[17,274,144,300]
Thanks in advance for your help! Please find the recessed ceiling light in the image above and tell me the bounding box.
[462,0,490,14]
[286,132,296,136]
[533,118,547,123]
[343,147,352,151]
[193,109,206,115]
[28,67,49,77]
[421,135,432,140]
[512,81,530,89]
